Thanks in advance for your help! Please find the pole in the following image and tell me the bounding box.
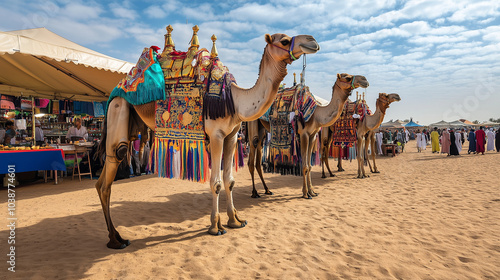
[32,96,35,146]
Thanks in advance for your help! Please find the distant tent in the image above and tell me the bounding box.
[460,119,475,125]
[448,120,467,128]
[380,120,404,128]
[476,120,500,127]
[403,119,423,127]
[428,120,450,128]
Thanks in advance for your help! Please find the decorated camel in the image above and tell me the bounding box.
[94,25,319,248]
[319,93,401,178]
[247,74,369,199]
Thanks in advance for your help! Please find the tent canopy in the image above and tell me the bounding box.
[0,28,134,102]
[380,120,404,129]
[404,120,423,127]
[428,120,450,128]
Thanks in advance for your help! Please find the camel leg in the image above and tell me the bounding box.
[337,152,344,171]
[365,135,373,175]
[95,97,131,249]
[224,126,247,228]
[323,143,335,177]
[300,133,312,199]
[307,135,318,197]
[207,132,226,236]
[356,136,367,178]
[247,138,260,198]
[255,142,272,195]
[370,133,380,173]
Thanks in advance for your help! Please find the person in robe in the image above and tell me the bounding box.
[405,129,409,143]
[430,127,440,153]
[66,118,88,142]
[35,120,45,145]
[468,128,476,154]
[3,121,16,145]
[486,128,495,152]
[440,128,450,155]
[376,131,383,155]
[449,129,459,156]
[416,129,426,152]
[475,126,486,155]
[495,129,500,152]
[454,129,462,154]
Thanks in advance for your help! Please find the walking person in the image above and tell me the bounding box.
[441,128,451,155]
[495,129,500,152]
[454,129,462,154]
[430,127,440,153]
[486,128,495,152]
[449,129,459,156]
[468,128,476,154]
[475,126,486,155]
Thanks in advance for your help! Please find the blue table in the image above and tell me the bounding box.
[0,149,66,184]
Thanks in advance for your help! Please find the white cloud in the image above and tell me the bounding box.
[61,3,103,20]
[109,2,137,20]
[448,1,500,22]
[144,5,167,19]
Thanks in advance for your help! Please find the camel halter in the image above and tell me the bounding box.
[271,36,298,61]
[334,75,356,91]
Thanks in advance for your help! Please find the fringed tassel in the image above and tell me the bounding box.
[153,139,209,182]
[203,73,236,120]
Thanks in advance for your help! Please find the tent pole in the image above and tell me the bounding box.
[32,96,36,146]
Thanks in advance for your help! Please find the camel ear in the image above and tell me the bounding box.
[337,73,341,79]
[265,34,273,44]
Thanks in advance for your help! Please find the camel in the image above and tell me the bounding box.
[320,93,401,178]
[94,25,319,249]
[247,74,369,199]
[355,93,401,178]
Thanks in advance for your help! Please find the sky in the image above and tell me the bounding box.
[1,0,499,125]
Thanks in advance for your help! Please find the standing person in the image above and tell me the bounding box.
[468,128,476,154]
[430,127,440,153]
[66,118,88,142]
[486,128,495,152]
[454,129,462,154]
[405,129,409,143]
[441,128,451,155]
[35,120,45,145]
[376,130,383,155]
[397,129,405,152]
[495,129,500,152]
[4,121,16,145]
[449,129,459,156]
[461,128,466,145]
[475,126,486,155]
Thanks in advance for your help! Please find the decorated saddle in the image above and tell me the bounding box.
[260,84,320,175]
[107,26,238,182]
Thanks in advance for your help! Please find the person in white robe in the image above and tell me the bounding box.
[405,129,409,143]
[454,130,462,153]
[376,131,383,155]
[486,128,495,151]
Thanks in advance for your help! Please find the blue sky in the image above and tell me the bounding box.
[1,0,499,124]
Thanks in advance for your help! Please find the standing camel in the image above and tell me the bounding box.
[320,93,401,178]
[356,93,401,178]
[247,74,369,198]
[95,26,320,248]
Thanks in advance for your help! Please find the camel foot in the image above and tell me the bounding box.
[372,170,380,174]
[264,190,273,195]
[338,168,345,172]
[228,211,247,228]
[107,239,128,249]
[251,190,261,198]
[321,174,326,178]
[208,214,226,235]
[329,173,335,177]
[308,190,319,197]
[302,194,313,199]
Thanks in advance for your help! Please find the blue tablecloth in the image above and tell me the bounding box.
[0,149,66,174]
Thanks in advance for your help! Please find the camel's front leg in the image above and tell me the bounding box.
[223,126,247,228]
[306,135,318,197]
[370,133,380,173]
[255,141,272,195]
[208,133,226,235]
[247,137,259,198]
[300,133,311,199]
[364,135,373,175]
[322,141,335,178]
[357,137,367,178]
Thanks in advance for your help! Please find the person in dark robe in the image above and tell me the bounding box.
[496,129,500,152]
[475,126,486,155]
[468,128,476,154]
[449,129,459,156]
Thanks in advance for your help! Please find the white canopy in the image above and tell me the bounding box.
[428,120,450,128]
[0,28,134,102]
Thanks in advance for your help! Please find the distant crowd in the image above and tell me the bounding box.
[373,126,499,156]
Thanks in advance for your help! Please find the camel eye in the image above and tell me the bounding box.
[345,77,352,82]
[281,39,290,46]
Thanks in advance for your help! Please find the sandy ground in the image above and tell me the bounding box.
[1,142,499,279]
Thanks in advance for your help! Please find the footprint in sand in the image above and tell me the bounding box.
[458,256,473,263]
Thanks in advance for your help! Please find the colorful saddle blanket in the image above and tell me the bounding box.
[260,84,320,174]
[331,99,371,145]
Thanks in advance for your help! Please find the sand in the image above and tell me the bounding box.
[1,142,499,279]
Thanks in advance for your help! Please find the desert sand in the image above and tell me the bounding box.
[1,142,499,279]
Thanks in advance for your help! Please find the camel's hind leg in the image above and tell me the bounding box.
[247,138,260,198]
[95,97,131,249]
[224,126,247,228]
[370,132,380,173]
[306,134,318,197]
[300,132,311,199]
[255,142,272,195]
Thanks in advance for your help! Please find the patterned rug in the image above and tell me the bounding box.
[260,84,320,175]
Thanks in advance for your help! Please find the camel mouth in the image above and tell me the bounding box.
[300,43,320,54]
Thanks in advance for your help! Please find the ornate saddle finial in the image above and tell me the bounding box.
[293,73,297,86]
[356,91,359,101]
[190,25,200,50]
[362,92,365,101]
[211,34,218,58]
[163,25,175,54]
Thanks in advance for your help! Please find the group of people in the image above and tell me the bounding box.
[375,128,409,155]
[428,126,499,156]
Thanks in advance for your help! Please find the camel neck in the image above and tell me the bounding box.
[231,46,288,122]
[365,100,387,131]
[314,82,351,127]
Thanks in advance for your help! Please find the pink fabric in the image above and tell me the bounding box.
[441,130,450,154]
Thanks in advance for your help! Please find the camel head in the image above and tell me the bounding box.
[377,93,401,114]
[334,74,369,96]
[265,33,320,64]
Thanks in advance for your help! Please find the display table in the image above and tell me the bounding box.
[382,144,397,157]
[0,149,66,184]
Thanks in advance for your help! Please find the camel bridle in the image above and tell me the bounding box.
[271,36,298,61]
